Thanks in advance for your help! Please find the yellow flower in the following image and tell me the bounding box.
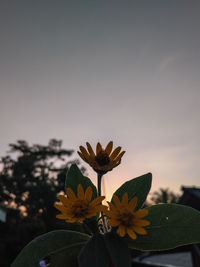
[106,193,150,239]
[54,184,107,223]
[77,141,125,173]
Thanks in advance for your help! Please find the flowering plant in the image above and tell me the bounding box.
[12,142,200,267]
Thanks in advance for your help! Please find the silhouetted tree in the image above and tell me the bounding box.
[0,139,85,266]
[151,188,180,204]
[0,139,84,229]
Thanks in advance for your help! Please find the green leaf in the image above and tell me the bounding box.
[112,173,152,210]
[126,204,200,251]
[104,231,131,267]
[50,246,81,267]
[65,164,97,200]
[11,230,90,267]
[78,233,110,267]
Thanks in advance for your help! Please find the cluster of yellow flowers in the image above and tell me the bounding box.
[54,142,150,240]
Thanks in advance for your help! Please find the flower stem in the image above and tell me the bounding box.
[97,173,107,233]
[97,173,103,197]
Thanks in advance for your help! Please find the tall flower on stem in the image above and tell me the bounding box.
[78,141,125,175]
[54,184,107,223]
[106,193,150,239]
[77,141,126,232]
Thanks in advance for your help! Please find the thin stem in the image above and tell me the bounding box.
[97,173,103,197]
[97,172,107,233]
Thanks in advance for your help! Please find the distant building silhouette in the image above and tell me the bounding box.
[179,186,200,211]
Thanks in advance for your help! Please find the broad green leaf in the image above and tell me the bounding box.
[78,233,110,267]
[50,246,81,267]
[112,173,152,210]
[11,230,90,267]
[65,164,97,200]
[104,231,131,267]
[126,204,200,251]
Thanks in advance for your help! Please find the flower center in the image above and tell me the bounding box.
[95,151,110,166]
[119,212,135,227]
[72,200,89,217]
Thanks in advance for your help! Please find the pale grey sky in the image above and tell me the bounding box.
[0,1,200,198]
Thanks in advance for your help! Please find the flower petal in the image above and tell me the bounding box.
[58,194,71,206]
[56,214,70,219]
[66,187,77,200]
[113,195,121,208]
[105,141,113,155]
[54,203,68,213]
[86,142,95,157]
[77,151,88,163]
[96,142,103,154]
[134,219,150,227]
[85,186,93,201]
[118,225,126,237]
[127,228,137,240]
[128,197,138,211]
[77,184,84,199]
[113,151,126,163]
[90,196,105,207]
[109,219,120,227]
[79,146,90,160]
[95,205,108,213]
[133,226,147,235]
[134,209,148,218]
[110,147,121,160]
[122,192,128,205]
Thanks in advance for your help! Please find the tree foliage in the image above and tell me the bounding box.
[0,139,85,226]
[0,139,85,266]
[150,188,180,204]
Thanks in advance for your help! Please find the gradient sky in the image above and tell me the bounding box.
[0,1,200,200]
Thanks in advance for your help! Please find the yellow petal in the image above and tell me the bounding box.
[113,151,125,163]
[96,142,103,154]
[104,210,118,218]
[58,194,71,206]
[85,186,93,201]
[128,197,138,211]
[127,228,137,240]
[77,151,88,163]
[90,196,105,207]
[109,219,120,227]
[134,219,150,227]
[105,141,113,155]
[79,146,90,160]
[94,205,108,213]
[66,187,77,200]
[54,203,68,213]
[56,214,70,219]
[86,142,95,157]
[77,184,84,199]
[134,209,148,218]
[113,195,121,208]
[109,161,120,169]
[118,225,126,237]
[133,226,147,235]
[122,193,128,205]
[110,147,121,160]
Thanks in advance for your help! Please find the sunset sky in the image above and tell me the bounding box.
[0,1,200,200]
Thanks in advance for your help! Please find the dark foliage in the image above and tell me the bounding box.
[150,188,180,205]
[0,139,84,267]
